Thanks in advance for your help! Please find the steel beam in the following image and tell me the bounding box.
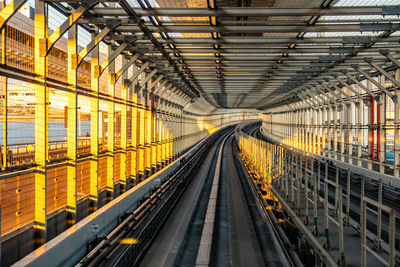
[333,75,363,100]
[380,50,400,68]
[325,80,357,105]
[115,52,140,81]
[77,19,121,68]
[47,0,99,55]
[126,61,150,88]
[0,0,26,30]
[138,69,158,93]
[340,70,375,100]
[365,59,400,94]
[352,64,396,102]
[116,23,399,33]
[99,37,136,76]
[91,6,400,17]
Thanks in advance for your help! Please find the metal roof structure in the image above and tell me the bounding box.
[61,0,400,110]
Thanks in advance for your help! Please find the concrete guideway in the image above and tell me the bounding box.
[140,126,295,267]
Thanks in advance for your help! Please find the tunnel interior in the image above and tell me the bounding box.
[0,0,400,266]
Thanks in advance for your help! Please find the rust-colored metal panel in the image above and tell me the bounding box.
[46,166,67,214]
[0,172,35,236]
[77,161,90,200]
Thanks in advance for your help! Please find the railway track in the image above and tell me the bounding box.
[75,126,233,267]
[74,124,300,267]
[141,127,297,267]
[76,120,399,267]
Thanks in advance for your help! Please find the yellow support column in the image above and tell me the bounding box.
[66,24,77,224]
[106,45,115,200]
[151,97,157,172]
[170,104,175,160]
[156,98,162,170]
[161,99,166,167]
[1,5,7,171]
[172,104,176,158]
[144,93,151,176]
[120,57,128,193]
[137,83,145,180]
[174,104,178,158]
[165,102,171,164]
[34,0,47,244]
[90,29,99,210]
[130,83,137,186]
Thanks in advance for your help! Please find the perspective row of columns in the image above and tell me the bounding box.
[263,69,400,177]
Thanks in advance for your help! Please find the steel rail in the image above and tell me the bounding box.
[233,128,300,266]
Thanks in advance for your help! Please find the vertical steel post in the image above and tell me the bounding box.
[130,79,137,184]
[90,29,99,208]
[361,198,366,267]
[313,160,319,236]
[161,99,166,167]
[334,167,339,215]
[368,89,374,170]
[0,1,5,260]
[66,24,77,223]
[285,150,289,198]
[151,95,157,171]
[321,105,325,155]
[338,184,346,266]
[333,105,338,160]
[347,103,353,163]
[297,153,301,214]
[137,75,145,179]
[324,180,330,250]
[144,88,151,176]
[395,72,400,177]
[291,153,295,205]
[1,4,6,170]
[120,57,128,193]
[107,44,115,196]
[345,169,351,226]
[340,104,345,161]
[317,160,321,194]
[34,0,48,244]
[156,97,162,169]
[304,158,309,225]
[327,106,331,156]
[358,175,365,234]
[388,209,396,267]
[357,100,363,167]
[375,179,383,251]
[378,91,386,173]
